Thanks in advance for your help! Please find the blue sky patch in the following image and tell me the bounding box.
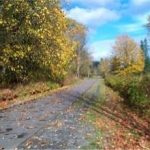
[64,0,150,60]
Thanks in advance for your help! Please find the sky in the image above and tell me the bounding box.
[63,0,150,60]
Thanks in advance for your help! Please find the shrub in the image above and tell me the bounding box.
[105,74,150,111]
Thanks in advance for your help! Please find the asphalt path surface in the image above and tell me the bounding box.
[0,79,98,150]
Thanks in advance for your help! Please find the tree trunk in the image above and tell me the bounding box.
[77,55,80,78]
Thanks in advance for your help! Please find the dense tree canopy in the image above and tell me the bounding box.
[0,0,76,83]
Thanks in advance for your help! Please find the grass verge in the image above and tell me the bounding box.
[74,77,150,149]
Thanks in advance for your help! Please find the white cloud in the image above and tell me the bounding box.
[118,23,144,33]
[136,12,150,24]
[129,0,150,14]
[118,11,150,34]
[122,12,149,32]
[88,39,115,60]
[88,36,146,60]
[65,7,120,27]
[132,0,150,6]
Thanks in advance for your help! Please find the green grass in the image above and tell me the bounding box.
[73,78,107,149]
[81,111,105,150]
[86,111,96,122]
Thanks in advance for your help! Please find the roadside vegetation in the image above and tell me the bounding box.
[99,17,150,119]
[74,78,150,149]
[0,0,93,107]
[0,1,150,149]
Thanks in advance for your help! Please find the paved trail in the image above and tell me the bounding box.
[0,79,98,149]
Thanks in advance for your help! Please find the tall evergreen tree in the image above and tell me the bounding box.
[141,38,150,72]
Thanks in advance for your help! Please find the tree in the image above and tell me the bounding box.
[66,19,87,78]
[144,16,150,72]
[112,35,144,75]
[111,56,121,74]
[80,49,92,77]
[0,0,75,83]
[92,61,100,76]
[140,39,150,72]
[99,58,110,77]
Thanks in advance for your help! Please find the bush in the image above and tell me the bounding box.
[105,74,150,111]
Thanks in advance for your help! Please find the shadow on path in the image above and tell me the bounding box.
[65,92,150,140]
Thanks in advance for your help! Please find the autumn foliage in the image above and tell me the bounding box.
[0,0,77,84]
[100,35,150,117]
